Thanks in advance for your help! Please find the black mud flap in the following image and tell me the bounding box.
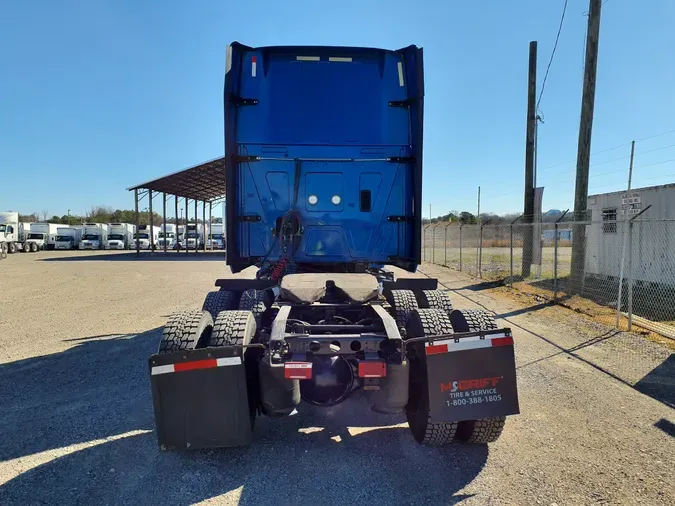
[424,330,520,422]
[149,347,253,450]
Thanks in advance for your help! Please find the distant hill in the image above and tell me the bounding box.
[543,209,562,222]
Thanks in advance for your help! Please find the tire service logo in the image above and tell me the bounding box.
[440,376,503,407]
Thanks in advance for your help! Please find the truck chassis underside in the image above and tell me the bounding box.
[149,272,520,450]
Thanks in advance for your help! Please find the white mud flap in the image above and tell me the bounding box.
[149,347,253,450]
[424,330,520,422]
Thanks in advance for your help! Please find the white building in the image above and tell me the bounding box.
[585,183,675,284]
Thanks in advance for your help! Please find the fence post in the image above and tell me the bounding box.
[432,224,436,265]
[479,223,483,278]
[423,225,427,262]
[444,224,449,266]
[554,223,560,303]
[553,211,569,302]
[510,224,514,287]
[628,220,633,331]
[478,219,491,279]
[459,224,463,272]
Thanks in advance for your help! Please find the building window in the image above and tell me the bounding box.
[602,208,617,234]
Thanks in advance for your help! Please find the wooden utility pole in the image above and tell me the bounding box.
[522,41,537,277]
[570,0,603,291]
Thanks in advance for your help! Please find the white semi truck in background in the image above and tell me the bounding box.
[132,225,160,250]
[206,223,225,249]
[19,222,33,242]
[24,223,61,252]
[157,224,177,250]
[0,212,29,254]
[54,227,83,250]
[79,223,108,250]
[106,223,135,250]
[184,223,204,249]
[176,225,186,249]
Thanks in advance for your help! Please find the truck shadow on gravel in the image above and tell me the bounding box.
[0,329,489,505]
[634,354,675,408]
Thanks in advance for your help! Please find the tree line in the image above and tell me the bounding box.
[18,206,223,226]
[422,209,570,225]
[17,205,565,226]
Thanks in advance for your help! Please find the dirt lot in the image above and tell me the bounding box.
[0,251,673,505]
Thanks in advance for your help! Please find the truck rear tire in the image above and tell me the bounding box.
[450,309,497,332]
[416,289,453,316]
[210,310,256,347]
[405,308,458,446]
[456,417,506,444]
[158,310,213,354]
[30,243,38,253]
[211,310,260,428]
[389,289,419,330]
[238,289,268,324]
[202,290,237,320]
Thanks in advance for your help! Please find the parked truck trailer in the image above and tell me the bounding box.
[206,223,225,250]
[24,223,61,252]
[149,43,519,451]
[0,212,23,254]
[157,224,177,250]
[79,223,108,250]
[55,227,83,250]
[183,223,204,250]
[19,222,33,242]
[106,223,135,250]
[132,225,160,250]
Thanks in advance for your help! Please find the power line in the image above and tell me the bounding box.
[486,157,675,203]
[537,0,568,111]
[539,128,675,172]
[483,141,675,202]
[635,128,675,143]
[538,142,675,180]
[633,157,675,170]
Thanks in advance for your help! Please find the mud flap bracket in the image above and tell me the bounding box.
[149,347,253,450]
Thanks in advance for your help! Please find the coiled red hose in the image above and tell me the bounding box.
[271,257,289,281]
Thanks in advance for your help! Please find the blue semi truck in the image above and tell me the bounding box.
[149,43,520,449]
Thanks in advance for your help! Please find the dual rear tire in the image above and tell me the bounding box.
[158,308,257,354]
[388,288,454,331]
[159,288,505,446]
[405,309,459,445]
[397,290,505,446]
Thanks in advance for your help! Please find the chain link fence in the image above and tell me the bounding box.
[423,218,675,339]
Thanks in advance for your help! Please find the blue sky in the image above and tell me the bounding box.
[1,0,674,219]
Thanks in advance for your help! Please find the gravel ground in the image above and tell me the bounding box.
[0,251,673,505]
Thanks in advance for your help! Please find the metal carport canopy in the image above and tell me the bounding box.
[127,157,226,201]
